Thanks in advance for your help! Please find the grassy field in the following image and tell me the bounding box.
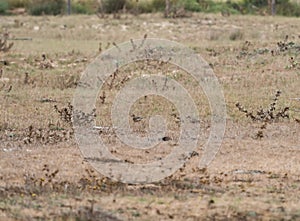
[1,13,300,220]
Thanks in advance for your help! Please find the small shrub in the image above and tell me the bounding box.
[137,1,153,13]
[27,0,65,15]
[127,0,200,14]
[236,90,290,139]
[0,32,14,52]
[71,1,96,14]
[243,0,268,8]
[151,0,165,11]
[0,1,9,14]
[225,1,243,12]
[276,1,300,17]
[102,0,126,13]
[240,0,267,14]
[204,1,240,14]
[71,3,88,14]
[179,0,201,12]
[239,0,300,16]
[7,0,28,9]
[126,0,154,13]
[229,29,244,41]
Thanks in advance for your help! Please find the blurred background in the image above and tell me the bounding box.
[0,0,300,17]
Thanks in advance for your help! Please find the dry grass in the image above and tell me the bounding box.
[0,13,300,220]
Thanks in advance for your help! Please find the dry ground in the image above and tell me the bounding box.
[1,13,300,220]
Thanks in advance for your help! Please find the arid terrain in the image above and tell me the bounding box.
[1,13,300,220]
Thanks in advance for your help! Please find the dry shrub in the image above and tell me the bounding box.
[229,29,244,41]
[0,32,13,52]
[27,0,65,15]
[236,90,290,139]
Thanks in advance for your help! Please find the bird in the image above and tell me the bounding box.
[131,114,143,122]
[162,136,172,141]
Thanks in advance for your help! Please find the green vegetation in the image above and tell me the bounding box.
[0,1,9,14]
[27,0,65,15]
[102,0,126,13]
[276,0,300,16]
[7,0,28,8]
[0,0,299,17]
[71,0,96,14]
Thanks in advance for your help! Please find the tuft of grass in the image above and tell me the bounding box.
[229,29,244,41]
[0,32,13,52]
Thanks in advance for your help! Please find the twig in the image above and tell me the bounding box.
[8,38,32,41]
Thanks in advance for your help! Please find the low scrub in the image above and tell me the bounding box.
[7,0,28,9]
[101,0,126,13]
[71,0,97,14]
[276,0,300,16]
[27,0,65,15]
[0,1,9,14]
[1,0,299,17]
